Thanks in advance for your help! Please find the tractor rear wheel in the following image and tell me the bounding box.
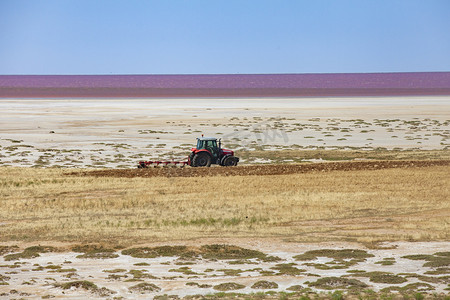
[192,152,212,167]
[223,156,238,167]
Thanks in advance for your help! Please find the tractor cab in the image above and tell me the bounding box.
[196,137,220,159]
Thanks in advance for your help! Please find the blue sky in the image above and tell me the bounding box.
[1,0,449,75]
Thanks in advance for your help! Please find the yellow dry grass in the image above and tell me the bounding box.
[0,165,449,246]
[239,149,450,163]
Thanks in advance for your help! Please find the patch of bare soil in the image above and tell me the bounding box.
[73,160,450,178]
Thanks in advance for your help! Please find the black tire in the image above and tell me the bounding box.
[219,154,230,166]
[192,152,212,167]
[223,156,238,167]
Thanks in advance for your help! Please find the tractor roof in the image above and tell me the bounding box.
[198,137,217,141]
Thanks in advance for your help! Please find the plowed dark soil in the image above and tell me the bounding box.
[72,160,450,178]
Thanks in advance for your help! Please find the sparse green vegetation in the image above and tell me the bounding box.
[122,244,276,263]
[4,246,57,261]
[251,280,279,289]
[424,268,450,275]
[271,263,306,275]
[227,259,258,265]
[374,258,396,265]
[381,282,435,294]
[129,282,161,293]
[122,246,195,259]
[75,248,119,259]
[213,282,246,291]
[55,279,117,297]
[217,268,244,276]
[133,262,150,266]
[168,266,199,275]
[127,269,159,280]
[0,274,10,285]
[186,282,212,288]
[308,277,368,290]
[103,268,126,273]
[350,271,407,284]
[56,280,87,289]
[402,252,450,268]
[0,245,19,255]
[286,285,304,291]
[294,249,374,261]
[201,244,274,261]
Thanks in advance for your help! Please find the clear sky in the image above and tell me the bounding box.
[1,0,449,75]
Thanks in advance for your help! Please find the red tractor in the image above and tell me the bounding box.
[138,137,239,168]
[188,137,239,167]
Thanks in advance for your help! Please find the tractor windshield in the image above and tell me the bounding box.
[205,140,218,157]
[196,139,218,156]
[197,139,205,149]
[205,140,217,150]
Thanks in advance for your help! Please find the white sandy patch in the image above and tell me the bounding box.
[0,96,449,168]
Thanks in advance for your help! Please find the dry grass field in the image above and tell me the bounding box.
[238,149,450,164]
[1,162,448,246]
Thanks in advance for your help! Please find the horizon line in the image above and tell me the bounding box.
[2,71,450,76]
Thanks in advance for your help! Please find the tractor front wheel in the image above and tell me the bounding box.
[223,156,238,167]
[192,152,212,167]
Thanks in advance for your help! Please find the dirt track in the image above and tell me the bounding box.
[73,160,450,178]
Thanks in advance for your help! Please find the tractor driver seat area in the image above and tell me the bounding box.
[205,140,218,158]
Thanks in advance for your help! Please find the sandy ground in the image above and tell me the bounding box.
[0,96,449,168]
[1,241,449,299]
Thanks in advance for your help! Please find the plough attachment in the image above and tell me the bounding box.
[138,160,188,168]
